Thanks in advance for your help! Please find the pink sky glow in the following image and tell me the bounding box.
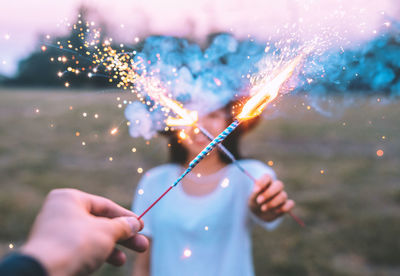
[0,0,399,76]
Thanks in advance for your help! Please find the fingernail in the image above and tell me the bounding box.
[125,217,141,233]
[256,195,264,204]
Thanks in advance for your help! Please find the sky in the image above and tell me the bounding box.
[1,0,399,77]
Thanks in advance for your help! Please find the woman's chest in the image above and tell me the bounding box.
[151,180,249,236]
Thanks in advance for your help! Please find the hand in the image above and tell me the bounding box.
[21,189,149,276]
[249,174,295,222]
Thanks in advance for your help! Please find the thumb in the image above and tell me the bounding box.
[108,216,143,241]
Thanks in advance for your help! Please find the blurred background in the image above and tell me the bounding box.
[1,0,400,275]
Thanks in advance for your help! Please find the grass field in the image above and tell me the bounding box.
[0,89,399,275]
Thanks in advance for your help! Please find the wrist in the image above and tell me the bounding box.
[21,239,72,276]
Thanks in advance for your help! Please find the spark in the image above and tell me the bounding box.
[221,178,230,188]
[237,53,305,120]
[137,167,143,174]
[376,149,384,157]
[138,189,144,195]
[183,249,192,258]
[82,112,87,117]
[9,243,14,249]
[267,160,274,166]
[110,128,118,135]
[131,147,137,152]
[213,77,222,86]
[179,130,187,139]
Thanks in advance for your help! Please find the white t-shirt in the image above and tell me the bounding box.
[132,159,282,276]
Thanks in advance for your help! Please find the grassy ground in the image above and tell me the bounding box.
[0,89,399,275]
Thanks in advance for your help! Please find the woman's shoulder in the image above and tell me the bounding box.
[235,159,276,179]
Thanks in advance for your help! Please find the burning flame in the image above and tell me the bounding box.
[237,54,304,121]
[160,94,198,127]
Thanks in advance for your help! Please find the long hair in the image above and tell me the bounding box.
[162,101,260,164]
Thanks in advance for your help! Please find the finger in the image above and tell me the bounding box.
[249,174,273,204]
[270,199,295,215]
[106,248,126,267]
[119,234,149,253]
[281,199,295,213]
[256,180,284,206]
[262,191,288,211]
[105,216,143,242]
[77,191,135,218]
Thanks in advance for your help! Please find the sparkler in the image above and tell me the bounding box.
[52,20,305,224]
[139,53,306,219]
[147,85,305,224]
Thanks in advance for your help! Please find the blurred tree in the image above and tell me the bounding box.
[8,5,114,88]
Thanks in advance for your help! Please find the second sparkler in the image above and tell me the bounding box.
[138,53,306,219]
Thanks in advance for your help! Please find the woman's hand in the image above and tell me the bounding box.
[249,174,295,222]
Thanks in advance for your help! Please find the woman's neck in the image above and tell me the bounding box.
[184,151,226,176]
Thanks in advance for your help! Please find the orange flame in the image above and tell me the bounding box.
[160,94,198,127]
[237,54,304,121]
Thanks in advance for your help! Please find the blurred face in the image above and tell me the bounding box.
[181,109,229,156]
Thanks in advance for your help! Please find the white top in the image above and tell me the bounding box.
[132,159,282,276]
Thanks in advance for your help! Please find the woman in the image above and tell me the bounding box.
[131,103,295,276]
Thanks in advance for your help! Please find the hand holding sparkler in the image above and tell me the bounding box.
[198,125,304,227]
[249,174,295,223]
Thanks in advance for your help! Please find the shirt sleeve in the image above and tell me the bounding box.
[131,172,156,238]
[0,253,48,276]
[241,160,283,231]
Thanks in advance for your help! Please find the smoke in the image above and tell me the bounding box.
[123,23,400,139]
